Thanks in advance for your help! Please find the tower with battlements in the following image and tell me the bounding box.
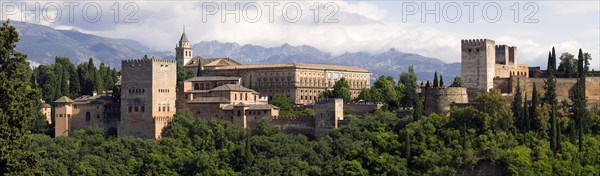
[314,98,343,138]
[118,57,177,139]
[461,39,496,96]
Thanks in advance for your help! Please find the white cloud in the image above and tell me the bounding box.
[544,1,600,15]
[4,0,599,70]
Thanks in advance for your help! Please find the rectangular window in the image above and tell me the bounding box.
[141,106,145,112]
[129,106,132,112]
[134,106,138,112]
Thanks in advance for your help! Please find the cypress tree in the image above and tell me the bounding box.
[439,74,444,87]
[531,83,539,131]
[572,49,588,151]
[512,79,523,131]
[433,71,439,87]
[524,94,530,132]
[545,48,559,153]
[196,59,203,77]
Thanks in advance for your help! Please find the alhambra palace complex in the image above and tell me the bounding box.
[43,32,600,139]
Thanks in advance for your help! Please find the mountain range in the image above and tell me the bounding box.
[11,21,460,82]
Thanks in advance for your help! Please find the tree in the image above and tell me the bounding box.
[557,52,577,77]
[357,88,372,101]
[545,48,559,153]
[474,89,514,131]
[433,71,439,87]
[373,76,400,109]
[512,79,523,131]
[583,52,592,74]
[439,74,444,87]
[0,20,41,175]
[320,78,352,102]
[271,94,292,111]
[572,49,588,151]
[524,94,530,132]
[531,83,540,131]
[177,63,193,83]
[577,49,585,78]
[77,58,98,96]
[196,59,203,77]
[451,76,462,87]
[399,66,418,109]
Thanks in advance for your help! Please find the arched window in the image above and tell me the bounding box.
[237,110,241,116]
[194,83,199,90]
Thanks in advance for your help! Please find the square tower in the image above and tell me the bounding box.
[461,39,496,96]
[118,58,177,139]
[314,98,343,138]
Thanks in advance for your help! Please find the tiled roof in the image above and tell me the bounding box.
[222,104,279,110]
[213,62,369,72]
[180,32,189,42]
[188,97,230,104]
[184,57,241,67]
[211,84,256,92]
[54,96,73,103]
[185,76,241,82]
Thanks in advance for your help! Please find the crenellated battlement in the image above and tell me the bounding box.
[315,98,342,104]
[495,45,507,50]
[461,39,492,46]
[272,115,314,121]
[122,57,176,65]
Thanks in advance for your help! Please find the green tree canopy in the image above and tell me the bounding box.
[332,78,352,103]
[0,20,41,175]
[558,52,577,77]
[271,94,292,111]
[451,76,462,87]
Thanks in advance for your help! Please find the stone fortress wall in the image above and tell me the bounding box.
[423,87,469,115]
[461,38,600,107]
[270,98,344,139]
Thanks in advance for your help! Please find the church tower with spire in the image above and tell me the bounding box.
[175,27,192,66]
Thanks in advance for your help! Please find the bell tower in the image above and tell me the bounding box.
[175,27,193,66]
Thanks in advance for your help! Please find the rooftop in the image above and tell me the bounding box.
[213,62,369,72]
[54,96,73,103]
[188,97,231,104]
[185,76,241,82]
[212,84,257,93]
[222,104,279,110]
[184,57,241,67]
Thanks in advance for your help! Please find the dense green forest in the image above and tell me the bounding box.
[31,57,120,104]
[24,104,600,175]
[2,20,600,175]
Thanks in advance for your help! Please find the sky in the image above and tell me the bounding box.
[2,0,599,69]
